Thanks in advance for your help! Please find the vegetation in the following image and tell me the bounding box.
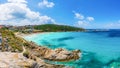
[0,29,23,52]
[34,24,85,32]
[23,50,29,58]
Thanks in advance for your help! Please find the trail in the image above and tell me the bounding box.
[22,45,26,54]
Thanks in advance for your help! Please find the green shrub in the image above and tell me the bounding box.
[23,50,29,58]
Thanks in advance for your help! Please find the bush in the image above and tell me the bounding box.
[23,50,29,58]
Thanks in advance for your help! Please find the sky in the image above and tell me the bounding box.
[0,0,120,29]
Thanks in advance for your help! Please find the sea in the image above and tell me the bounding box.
[24,29,120,68]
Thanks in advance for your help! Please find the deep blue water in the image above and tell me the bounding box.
[24,29,120,68]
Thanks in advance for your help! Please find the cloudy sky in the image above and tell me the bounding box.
[0,0,120,29]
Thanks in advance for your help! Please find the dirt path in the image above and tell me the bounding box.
[22,45,26,54]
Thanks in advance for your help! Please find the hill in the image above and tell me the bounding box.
[33,24,85,32]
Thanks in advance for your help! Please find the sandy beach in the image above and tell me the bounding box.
[15,32,51,38]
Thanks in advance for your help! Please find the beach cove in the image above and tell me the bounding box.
[15,32,81,67]
[24,30,120,68]
[0,29,81,68]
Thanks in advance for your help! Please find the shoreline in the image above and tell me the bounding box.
[16,31,83,37]
[15,32,48,37]
[15,32,81,67]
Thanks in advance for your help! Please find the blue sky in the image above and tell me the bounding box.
[0,0,120,29]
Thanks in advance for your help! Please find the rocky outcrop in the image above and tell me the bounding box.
[44,48,80,61]
[31,62,64,68]
[0,52,32,68]
[0,52,65,68]
[27,42,81,61]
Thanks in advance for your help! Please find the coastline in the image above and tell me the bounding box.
[0,30,81,68]
[1,30,120,67]
[15,32,81,67]
[16,31,83,37]
[15,32,48,37]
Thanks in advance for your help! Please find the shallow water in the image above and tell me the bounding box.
[24,30,120,68]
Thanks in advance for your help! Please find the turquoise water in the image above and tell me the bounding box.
[24,30,120,68]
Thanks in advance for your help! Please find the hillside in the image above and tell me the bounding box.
[34,24,85,32]
[0,29,23,52]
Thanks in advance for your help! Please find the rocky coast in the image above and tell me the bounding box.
[0,30,81,68]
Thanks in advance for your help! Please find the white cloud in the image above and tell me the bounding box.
[86,17,94,21]
[0,0,56,26]
[73,12,94,28]
[74,12,84,20]
[73,12,120,29]
[77,21,84,25]
[8,0,27,3]
[38,0,55,8]
[77,21,89,26]
[74,21,89,28]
